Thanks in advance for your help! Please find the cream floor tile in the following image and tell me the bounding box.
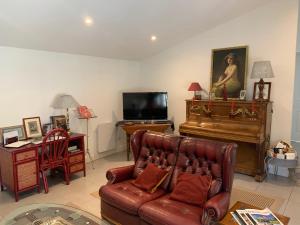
[289,185,300,204]
[232,173,261,191]
[256,180,294,200]
[282,200,300,225]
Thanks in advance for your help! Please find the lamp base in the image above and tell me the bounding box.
[257,78,265,101]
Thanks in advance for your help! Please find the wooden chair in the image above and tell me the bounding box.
[39,128,70,193]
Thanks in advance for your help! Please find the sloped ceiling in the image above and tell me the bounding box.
[0,0,271,60]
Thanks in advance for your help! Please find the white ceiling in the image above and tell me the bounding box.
[0,0,271,60]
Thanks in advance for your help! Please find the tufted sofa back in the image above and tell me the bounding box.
[131,130,181,191]
[169,137,236,197]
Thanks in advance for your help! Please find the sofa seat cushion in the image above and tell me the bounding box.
[100,180,166,215]
[139,194,203,225]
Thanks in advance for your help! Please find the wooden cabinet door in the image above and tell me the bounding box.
[16,160,38,191]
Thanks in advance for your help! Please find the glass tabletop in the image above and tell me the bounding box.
[0,203,110,225]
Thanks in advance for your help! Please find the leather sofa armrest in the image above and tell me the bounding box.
[106,165,135,184]
[202,192,230,224]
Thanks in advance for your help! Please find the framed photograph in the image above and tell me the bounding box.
[209,92,216,100]
[51,115,67,130]
[42,123,52,136]
[0,125,26,144]
[239,90,246,100]
[210,45,248,99]
[253,82,271,101]
[23,117,43,138]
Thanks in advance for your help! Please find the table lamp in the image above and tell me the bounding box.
[250,61,274,101]
[188,82,202,100]
[51,94,80,131]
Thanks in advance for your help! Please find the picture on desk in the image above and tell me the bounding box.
[23,117,43,138]
[42,123,52,136]
[0,125,26,144]
[51,115,67,130]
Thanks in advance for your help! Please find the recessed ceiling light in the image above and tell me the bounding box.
[84,17,93,26]
[151,35,157,41]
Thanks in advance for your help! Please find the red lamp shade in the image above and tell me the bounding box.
[188,82,202,91]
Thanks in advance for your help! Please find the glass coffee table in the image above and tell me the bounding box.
[0,203,110,225]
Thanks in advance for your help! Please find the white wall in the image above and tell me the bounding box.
[292,53,300,141]
[140,0,298,144]
[0,47,141,160]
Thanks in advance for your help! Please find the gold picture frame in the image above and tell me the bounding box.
[23,117,43,138]
[210,45,248,100]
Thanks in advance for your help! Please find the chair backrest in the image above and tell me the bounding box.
[170,137,237,197]
[40,128,70,165]
[131,130,181,191]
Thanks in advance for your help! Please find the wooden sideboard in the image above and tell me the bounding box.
[0,133,85,201]
[67,134,86,176]
[179,100,273,181]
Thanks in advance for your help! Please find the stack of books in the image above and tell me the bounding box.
[68,145,79,153]
[231,208,283,225]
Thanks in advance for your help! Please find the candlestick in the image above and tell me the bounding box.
[208,100,212,110]
[223,84,227,101]
[251,101,256,112]
[231,101,236,111]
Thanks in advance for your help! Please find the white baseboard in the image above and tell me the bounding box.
[96,148,126,159]
[89,143,126,161]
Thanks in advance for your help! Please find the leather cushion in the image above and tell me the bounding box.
[169,137,226,198]
[170,173,211,206]
[132,163,168,192]
[133,132,180,191]
[100,180,166,215]
[139,194,203,225]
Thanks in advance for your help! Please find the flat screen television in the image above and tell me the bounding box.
[123,92,168,120]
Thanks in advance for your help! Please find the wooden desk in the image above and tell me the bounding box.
[0,133,85,201]
[121,123,171,160]
[219,201,290,225]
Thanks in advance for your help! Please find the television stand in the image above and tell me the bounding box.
[116,120,174,126]
[118,122,173,161]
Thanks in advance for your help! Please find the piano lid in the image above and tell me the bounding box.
[180,120,263,144]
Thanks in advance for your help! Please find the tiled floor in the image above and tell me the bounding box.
[0,151,299,224]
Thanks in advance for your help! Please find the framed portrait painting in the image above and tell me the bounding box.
[23,117,43,138]
[210,46,248,99]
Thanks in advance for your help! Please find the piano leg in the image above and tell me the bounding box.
[255,142,266,182]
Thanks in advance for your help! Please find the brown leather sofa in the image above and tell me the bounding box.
[99,130,236,225]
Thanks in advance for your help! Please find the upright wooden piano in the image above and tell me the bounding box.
[179,100,273,181]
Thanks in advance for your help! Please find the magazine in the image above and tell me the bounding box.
[236,210,255,225]
[233,208,283,225]
[246,208,283,225]
[231,212,245,225]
